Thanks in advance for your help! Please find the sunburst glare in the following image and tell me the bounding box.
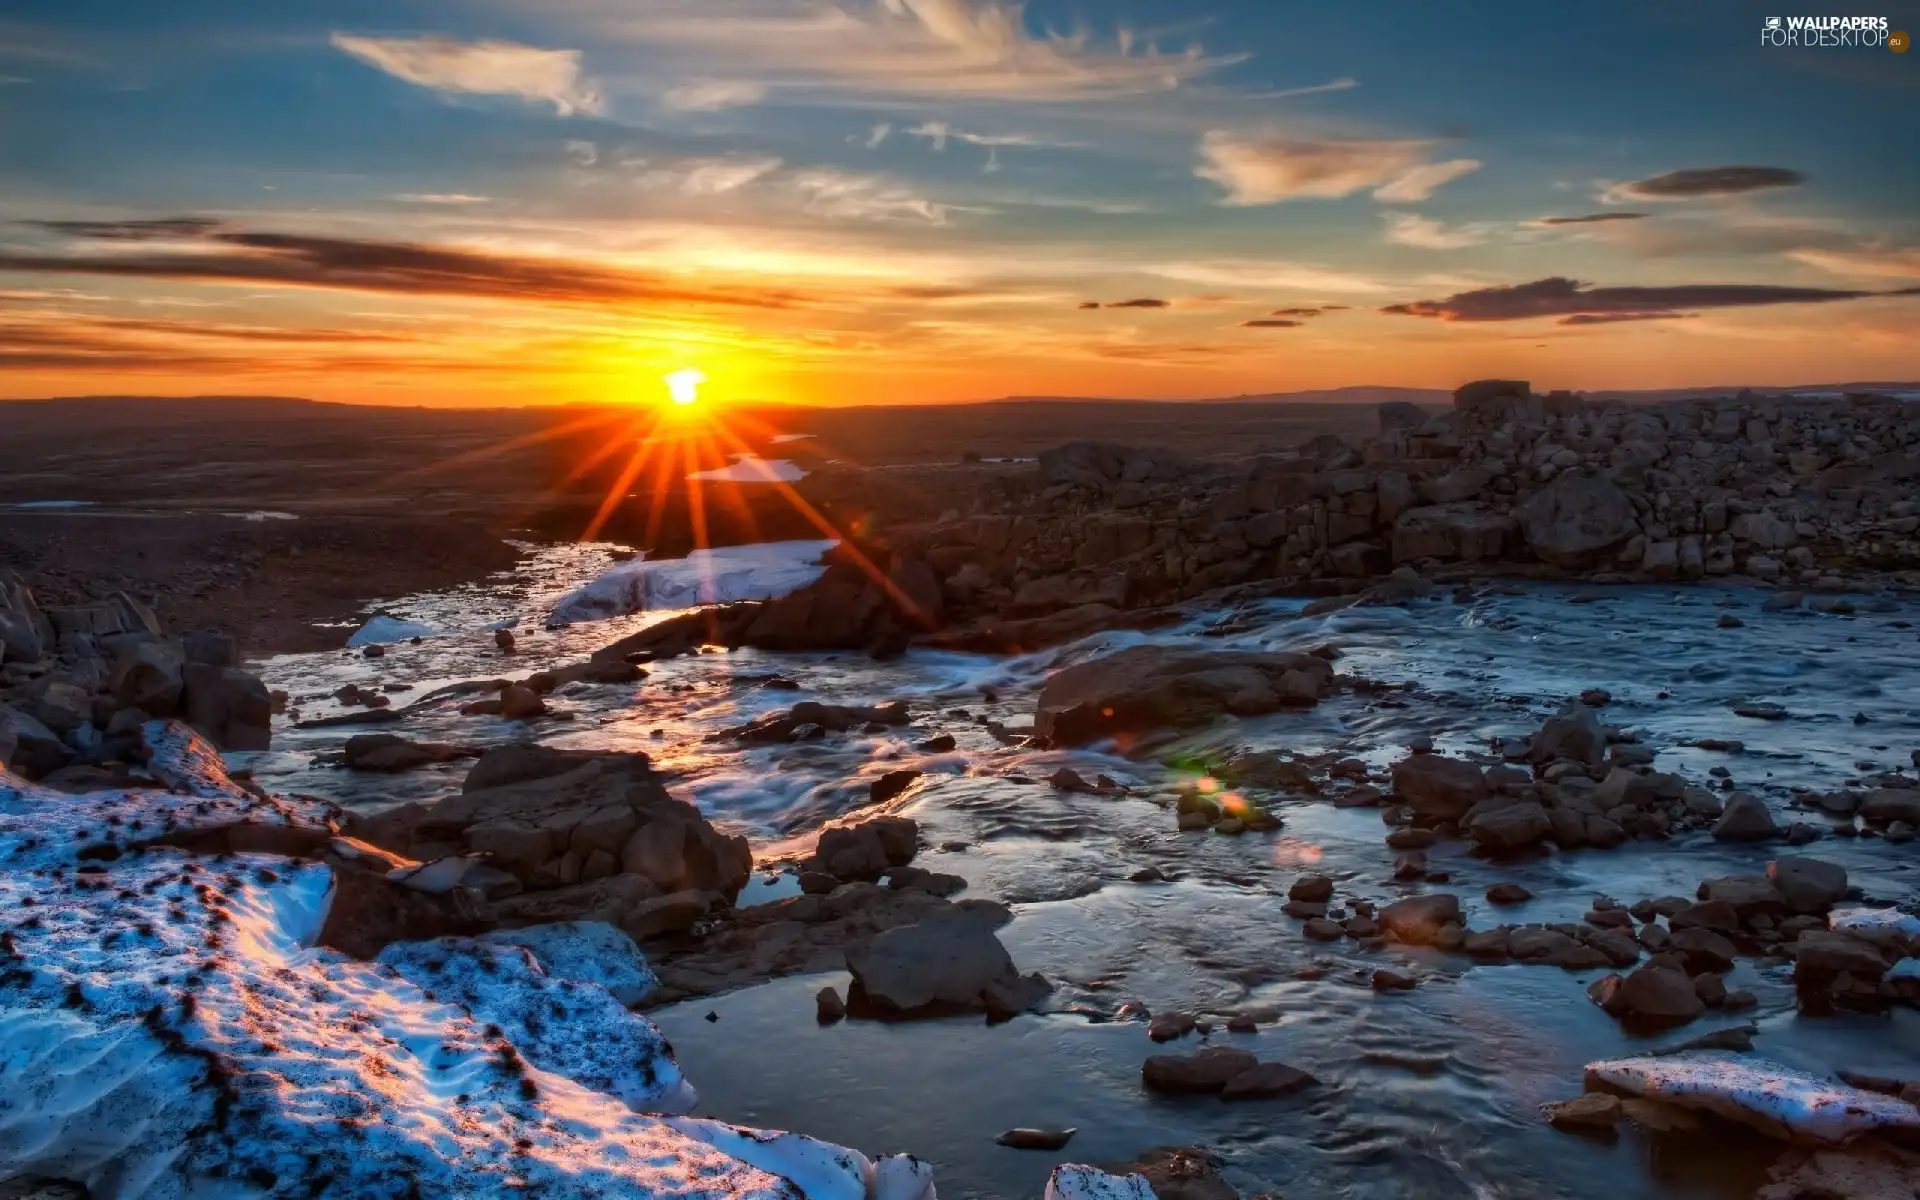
[664,368,707,407]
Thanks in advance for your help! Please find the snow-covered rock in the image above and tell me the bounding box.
[549,539,835,624]
[1584,1053,1920,1144]
[0,724,936,1200]
[1045,1165,1158,1200]
[1829,905,1920,942]
[346,614,439,647]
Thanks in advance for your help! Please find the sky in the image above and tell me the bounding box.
[1,0,1917,407]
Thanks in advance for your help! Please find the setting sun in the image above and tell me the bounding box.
[664,368,706,407]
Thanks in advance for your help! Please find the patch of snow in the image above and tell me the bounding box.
[345,614,440,647]
[1584,1053,1920,1144]
[477,921,658,1006]
[687,453,808,483]
[376,935,694,1113]
[549,538,836,624]
[665,1118,872,1200]
[9,500,97,510]
[872,1154,940,1200]
[225,510,297,522]
[769,433,815,444]
[1045,1165,1158,1200]
[1829,906,1920,942]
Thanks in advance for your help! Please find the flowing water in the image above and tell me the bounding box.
[243,544,1920,1200]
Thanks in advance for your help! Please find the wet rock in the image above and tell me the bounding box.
[1372,969,1418,992]
[109,641,184,717]
[1219,1061,1318,1101]
[1390,754,1489,819]
[1148,1011,1196,1042]
[998,1128,1077,1151]
[1765,857,1848,914]
[1544,1093,1621,1132]
[1590,964,1705,1026]
[1464,928,1512,960]
[1861,789,1920,825]
[1530,702,1606,768]
[1619,1097,1702,1135]
[1034,644,1333,746]
[1385,827,1439,849]
[1288,874,1334,903]
[1302,918,1344,941]
[1095,1147,1236,1200]
[845,909,1044,1015]
[1467,800,1552,851]
[1712,793,1779,841]
[1697,875,1785,916]
[342,733,481,773]
[871,769,922,805]
[1670,929,1738,973]
[1380,893,1463,946]
[1048,767,1093,793]
[918,733,957,753]
[498,684,547,720]
[1141,1046,1258,1095]
[1509,927,1579,961]
[812,816,918,881]
[816,986,846,1024]
[1486,882,1533,905]
[1791,930,1888,982]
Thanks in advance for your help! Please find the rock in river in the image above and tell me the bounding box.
[1391,754,1489,819]
[845,908,1049,1016]
[1034,644,1333,746]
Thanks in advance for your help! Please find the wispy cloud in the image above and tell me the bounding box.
[23,217,223,241]
[392,193,490,205]
[1245,76,1358,100]
[1788,246,1920,280]
[661,79,769,110]
[1602,165,1805,203]
[1242,318,1302,328]
[639,156,785,195]
[1195,133,1478,205]
[1371,158,1482,203]
[330,34,604,116]
[1149,259,1389,293]
[790,169,952,224]
[1383,213,1490,250]
[579,0,1242,102]
[1381,275,1906,321]
[865,122,892,148]
[905,120,1083,150]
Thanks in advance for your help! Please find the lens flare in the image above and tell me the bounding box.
[665,369,706,406]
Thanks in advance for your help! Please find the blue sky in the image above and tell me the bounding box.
[1,0,1916,405]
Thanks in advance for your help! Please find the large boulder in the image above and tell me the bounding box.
[1391,754,1489,819]
[110,641,186,717]
[402,755,751,899]
[1768,857,1848,914]
[1712,793,1779,842]
[1590,964,1704,1027]
[1467,800,1552,851]
[1529,702,1606,768]
[1390,505,1514,564]
[0,704,72,778]
[845,908,1047,1015]
[1037,442,1191,490]
[810,816,919,882]
[180,663,272,751]
[1034,645,1333,746]
[1515,469,1640,569]
[343,733,482,773]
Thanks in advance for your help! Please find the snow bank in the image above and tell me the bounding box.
[1585,1053,1920,1144]
[1829,906,1920,942]
[549,538,836,624]
[477,921,658,1006]
[376,934,693,1113]
[0,723,932,1199]
[687,454,807,483]
[346,614,439,647]
[1045,1166,1158,1200]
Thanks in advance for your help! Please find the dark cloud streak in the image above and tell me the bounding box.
[1617,166,1804,199]
[1540,213,1648,225]
[0,226,810,310]
[1381,276,1900,322]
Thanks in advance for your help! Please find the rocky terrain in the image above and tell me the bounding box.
[602,382,1920,660]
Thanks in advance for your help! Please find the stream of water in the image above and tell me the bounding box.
[242,544,1920,1200]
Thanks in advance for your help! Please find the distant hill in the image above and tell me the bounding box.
[993,382,1920,406]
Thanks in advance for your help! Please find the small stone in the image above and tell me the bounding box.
[1288,874,1334,903]
[815,986,846,1023]
[1148,1011,1196,1043]
[1486,883,1533,906]
[1371,969,1417,992]
[997,1127,1077,1151]
[1303,918,1344,941]
[1220,1061,1318,1101]
[1543,1093,1620,1132]
[1717,614,1744,629]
